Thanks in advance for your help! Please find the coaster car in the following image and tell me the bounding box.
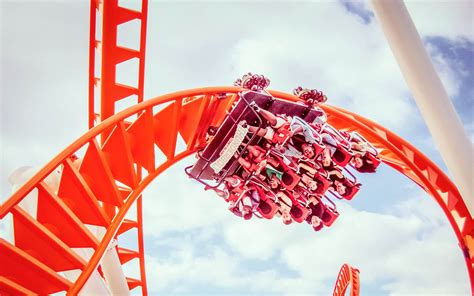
[186,90,326,188]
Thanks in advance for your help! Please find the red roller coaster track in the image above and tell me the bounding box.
[0,87,472,294]
[0,0,472,294]
[333,263,360,296]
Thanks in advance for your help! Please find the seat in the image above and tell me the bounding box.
[332,148,353,167]
[322,125,354,167]
[272,123,292,145]
[251,182,279,219]
[287,192,310,223]
[341,182,361,200]
[338,169,361,200]
[281,170,301,191]
[257,197,279,219]
[268,152,301,190]
[328,179,361,201]
[313,170,331,196]
[347,131,382,172]
[321,196,340,227]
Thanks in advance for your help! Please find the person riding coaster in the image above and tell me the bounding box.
[208,175,245,203]
[275,190,311,224]
[264,152,301,191]
[294,161,331,196]
[206,174,256,218]
[247,177,281,219]
[319,124,354,168]
[341,131,381,173]
[209,171,280,221]
[299,191,340,230]
[326,167,361,200]
[225,181,263,220]
[304,195,329,232]
[282,116,326,161]
[244,101,293,146]
[233,144,268,177]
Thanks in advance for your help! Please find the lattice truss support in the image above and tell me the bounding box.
[0,88,472,295]
[89,0,148,128]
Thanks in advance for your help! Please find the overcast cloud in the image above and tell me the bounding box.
[1,0,473,295]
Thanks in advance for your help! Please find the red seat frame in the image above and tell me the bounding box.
[321,196,340,227]
[286,191,310,223]
[322,125,354,167]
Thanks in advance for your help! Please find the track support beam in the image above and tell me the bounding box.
[371,0,474,215]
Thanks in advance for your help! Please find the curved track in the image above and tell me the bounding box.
[333,263,360,296]
[1,87,472,294]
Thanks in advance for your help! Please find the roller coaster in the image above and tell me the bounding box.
[0,1,472,295]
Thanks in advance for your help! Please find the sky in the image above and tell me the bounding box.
[1,0,473,295]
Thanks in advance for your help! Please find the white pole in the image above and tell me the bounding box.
[371,0,474,216]
[95,229,130,295]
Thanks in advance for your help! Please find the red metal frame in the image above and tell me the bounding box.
[1,87,472,294]
[88,0,149,293]
[89,0,148,129]
[333,263,360,296]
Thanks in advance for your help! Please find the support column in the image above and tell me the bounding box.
[96,229,130,295]
[371,0,473,215]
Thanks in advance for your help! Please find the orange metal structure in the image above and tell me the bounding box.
[89,0,148,129]
[333,264,360,296]
[1,1,471,294]
[88,0,149,293]
[1,87,473,294]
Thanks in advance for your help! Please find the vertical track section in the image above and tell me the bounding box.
[88,0,149,293]
[89,0,148,128]
[1,87,472,294]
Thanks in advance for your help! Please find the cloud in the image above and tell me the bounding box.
[136,169,469,295]
[340,0,375,24]
[278,198,469,295]
[139,158,230,237]
[2,1,472,295]
[425,42,464,99]
[227,3,416,130]
[404,0,474,42]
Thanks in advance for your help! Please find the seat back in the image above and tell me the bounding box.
[269,152,301,190]
[367,152,381,169]
[253,185,279,219]
[332,147,353,167]
[281,170,301,190]
[321,206,339,227]
[321,196,340,226]
[314,171,331,196]
[348,131,382,172]
[312,141,326,159]
[285,191,310,223]
[290,204,310,223]
[341,182,361,200]
[322,125,354,167]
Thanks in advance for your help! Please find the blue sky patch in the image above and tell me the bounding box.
[339,0,374,24]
